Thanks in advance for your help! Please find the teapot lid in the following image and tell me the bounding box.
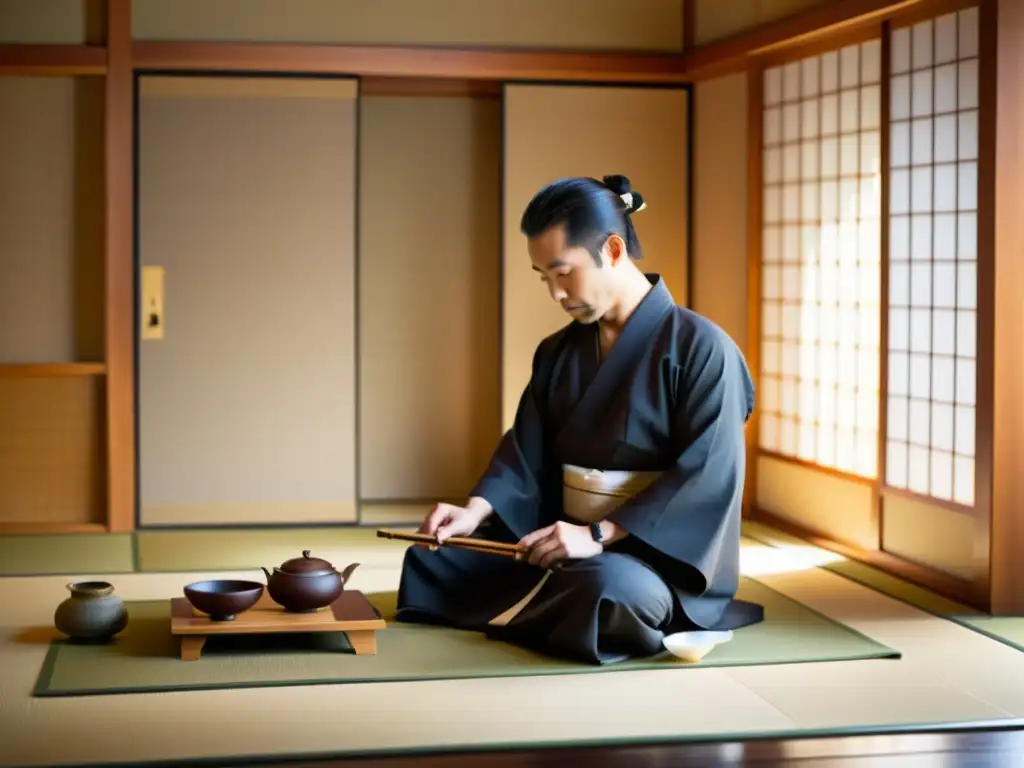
[279,550,335,575]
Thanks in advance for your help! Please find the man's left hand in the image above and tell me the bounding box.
[518,521,603,569]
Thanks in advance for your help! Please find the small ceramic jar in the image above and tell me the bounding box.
[54,581,128,642]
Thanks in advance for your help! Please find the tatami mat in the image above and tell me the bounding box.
[136,526,414,572]
[2,535,1024,767]
[742,520,1024,655]
[0,524,420,577]
[33,576,899,698]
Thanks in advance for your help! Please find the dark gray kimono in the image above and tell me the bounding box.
[395,274,763,664]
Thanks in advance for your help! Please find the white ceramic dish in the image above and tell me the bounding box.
[662,629,734,662]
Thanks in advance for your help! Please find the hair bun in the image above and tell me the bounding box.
[602,174,631,195]
[602,174,645,214]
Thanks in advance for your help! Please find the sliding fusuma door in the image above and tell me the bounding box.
[500,84,691,431]
[136,75,359,526]
[357,91,502,524]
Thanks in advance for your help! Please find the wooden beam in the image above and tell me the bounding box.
[127,1,944,87]
[104,0,135,534]
[989,0,1024,615]
[0,44,106,76]
[0,364,105,378]
[885,0,986,28]
[0,522,107,535]
[0,0,964,85]
[681,0,926,80]
[359,76,501,98]
[133,42,691,83]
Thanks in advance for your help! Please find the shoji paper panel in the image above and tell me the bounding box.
[758,40,883,478]
[358,95,501,501]
[502,84,689,431]
[137,76,359,526]
[0,77,105,364]
[885,7,979,506]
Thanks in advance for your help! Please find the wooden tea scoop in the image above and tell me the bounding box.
[376,529,526,559]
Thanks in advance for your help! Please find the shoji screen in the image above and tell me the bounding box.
[885,7,979,507]
[137,76,359,526]
[753,3,990,588]
[501,84,690,431]
[758,40,883,478]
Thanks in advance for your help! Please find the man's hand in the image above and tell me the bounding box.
[518,521,605,569]
[420,497,493,543]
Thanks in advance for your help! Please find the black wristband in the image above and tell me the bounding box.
[589,522,605,543]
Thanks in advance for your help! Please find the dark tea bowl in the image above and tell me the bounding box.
[183,579,264,621]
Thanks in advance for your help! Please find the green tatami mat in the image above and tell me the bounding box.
[741,520,1024,653]
[135,526,413,572]
[33,577,899,697]
[956,617,1024,649]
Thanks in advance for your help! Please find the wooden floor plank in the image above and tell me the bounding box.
[149,727,1024,767]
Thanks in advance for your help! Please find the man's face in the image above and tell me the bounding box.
[528,225,621,324]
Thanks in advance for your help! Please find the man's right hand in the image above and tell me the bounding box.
[420,497,494,543]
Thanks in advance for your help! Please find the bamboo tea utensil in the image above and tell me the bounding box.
[376,529,526,559]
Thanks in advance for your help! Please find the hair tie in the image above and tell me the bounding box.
[620,192,646,214]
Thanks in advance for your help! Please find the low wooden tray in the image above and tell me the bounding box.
[169,590,387,661]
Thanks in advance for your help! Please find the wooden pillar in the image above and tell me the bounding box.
[104,0,135,532]
[743,63,762,516]
[988,0,1024,614]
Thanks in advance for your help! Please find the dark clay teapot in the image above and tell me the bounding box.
[261,551,359,613]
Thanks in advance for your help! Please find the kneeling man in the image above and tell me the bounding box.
[394,174,763,665]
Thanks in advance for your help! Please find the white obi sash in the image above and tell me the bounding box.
[487,464,663,627]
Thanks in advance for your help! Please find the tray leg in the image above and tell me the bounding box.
[180,636,207,661]
[347,630,377,656]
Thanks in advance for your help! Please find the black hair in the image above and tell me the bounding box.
[519,174,646,265]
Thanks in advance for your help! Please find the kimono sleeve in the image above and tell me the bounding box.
[608,322,753,595]
[468,339,558,539]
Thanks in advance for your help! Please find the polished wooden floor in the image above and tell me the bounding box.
[239,728,1024,767]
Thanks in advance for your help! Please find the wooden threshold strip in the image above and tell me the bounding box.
[0,44,107,76]
[0,363,106,378]
[748,507,989,611]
